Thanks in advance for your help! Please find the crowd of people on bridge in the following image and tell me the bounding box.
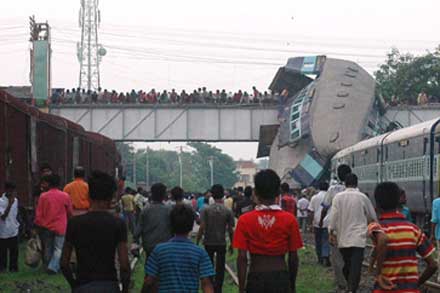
[49,86,279,106]
[387,91,440,107]
[2,163,440,292]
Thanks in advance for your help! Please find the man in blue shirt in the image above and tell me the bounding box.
[399,189,413,222]
[142,204,215,293]
[431,196,440,282]
[197,194,206,211]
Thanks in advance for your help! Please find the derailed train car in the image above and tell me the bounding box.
[0,89,120,208]
[332,118,440,226]
[265,56,386,187]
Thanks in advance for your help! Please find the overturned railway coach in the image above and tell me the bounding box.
[331,118,440,226]
[0,89,121,208]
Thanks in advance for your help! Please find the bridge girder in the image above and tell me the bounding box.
[50,105,279,142]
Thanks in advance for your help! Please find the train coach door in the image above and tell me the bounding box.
[429,119,440,212]
[376,147,381,183]
[379,133,392,183]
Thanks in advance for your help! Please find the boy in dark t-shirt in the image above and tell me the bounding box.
[61,171,130,293]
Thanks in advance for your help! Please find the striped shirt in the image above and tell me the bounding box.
[368,212,435,293]
[145,236,215,292]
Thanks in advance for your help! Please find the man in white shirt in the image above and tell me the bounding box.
[134,187,148,226]
[0,182,20,272]
[329,174,377,293]
[297,191,310,232]
[319,164,351,292]
[308,182,330,266]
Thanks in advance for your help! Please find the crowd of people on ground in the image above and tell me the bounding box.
[49,86,279,106]
[1,162,440,292]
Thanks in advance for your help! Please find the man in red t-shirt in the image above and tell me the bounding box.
[280,182,297,217]
[35,174,73,274]
[233,169,303,293]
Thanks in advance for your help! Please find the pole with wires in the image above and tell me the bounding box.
[178,149,183,188]
[208,156,214,187]
[145,149,150,189]
[132,151,137,187]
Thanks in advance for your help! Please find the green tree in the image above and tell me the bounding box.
[375,46,440,104]
[187,142,238,190]
[116,142,238,192]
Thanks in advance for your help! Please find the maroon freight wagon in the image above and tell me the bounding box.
[0,89,120,209]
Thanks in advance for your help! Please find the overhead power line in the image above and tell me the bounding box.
[52,25,438,54]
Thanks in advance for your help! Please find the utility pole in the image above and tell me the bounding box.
[208,156,214,186]
[77,0,106,91]
[175,146,191,188]
[178,147,183,188]
[132,151,137,186]
[145,149,150,189]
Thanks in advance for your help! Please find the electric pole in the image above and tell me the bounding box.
[145,149,150,189]
[208,156,214,187]
[176,146,190,188]
[77,0,106,91]
[133,151,137,186]
[178,147,183,188]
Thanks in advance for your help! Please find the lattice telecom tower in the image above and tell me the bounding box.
[77,0,106,91]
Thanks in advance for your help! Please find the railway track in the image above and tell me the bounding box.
[225,263,239,286]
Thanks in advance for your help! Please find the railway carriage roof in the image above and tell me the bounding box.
[382,119,433,145]
[333,133,388,159]
[333,118,440,160]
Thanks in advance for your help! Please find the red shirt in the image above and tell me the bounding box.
[281,194,297,216]
[35,188,73,235]
[233,207,303,255]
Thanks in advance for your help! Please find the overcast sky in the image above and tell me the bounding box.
[1,0,439,159]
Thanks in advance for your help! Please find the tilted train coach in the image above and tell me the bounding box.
[0,89,121,209]
[331,118,440,226]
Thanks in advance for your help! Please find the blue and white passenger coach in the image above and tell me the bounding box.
[332,118,440,226]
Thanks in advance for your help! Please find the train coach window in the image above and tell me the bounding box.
[291,112,300,121]
[399,139,409,147]
[436,136,440,154]
[290,121,298,131]
[376,149,380,163]
[361,150,368,165]
[423,137,428,155]
[290,130,300,140]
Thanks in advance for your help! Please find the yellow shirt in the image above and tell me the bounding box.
[63,178,90,210]
[224,197,234,210]
[121,194,135,212]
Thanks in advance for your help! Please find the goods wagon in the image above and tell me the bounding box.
[0,89,120,208]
